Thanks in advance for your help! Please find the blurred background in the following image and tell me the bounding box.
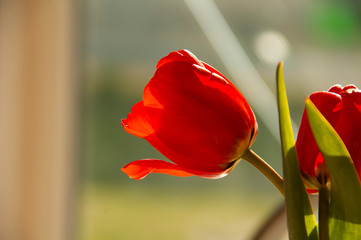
[1,0,361,239]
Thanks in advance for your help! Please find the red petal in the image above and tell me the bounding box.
[121,101,154,138]
[144,133,237,175]
[296,91,342,178]
[156,49,204,70]
[122,50,255,178]
[121,159,194,180]
[143,61,255,170]
[335,89,361,180]
[202,62,230,85]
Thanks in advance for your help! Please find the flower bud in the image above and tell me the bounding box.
[296,84,361,191]
[121,50,258,179]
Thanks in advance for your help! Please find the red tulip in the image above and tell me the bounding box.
[296,84,361,191]
[121,50,258,179]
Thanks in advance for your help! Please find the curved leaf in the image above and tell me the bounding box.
[305,98,361,239]
[277,63,318,240]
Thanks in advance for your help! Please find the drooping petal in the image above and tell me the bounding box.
[121,159,195,180]
[121,101,154,138]
[143,133,237,176]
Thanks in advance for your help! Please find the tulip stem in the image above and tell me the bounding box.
[242,149,285,197]
[318,185,329,240]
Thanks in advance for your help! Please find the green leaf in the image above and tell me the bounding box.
[277,62,318,240]
[305,98,361,239]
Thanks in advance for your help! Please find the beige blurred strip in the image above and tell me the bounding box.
[0,1,76,240]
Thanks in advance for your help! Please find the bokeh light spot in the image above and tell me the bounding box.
[253,31,290,64]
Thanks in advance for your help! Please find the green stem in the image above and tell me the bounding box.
[318,185,329,240]
[242,148,285,197]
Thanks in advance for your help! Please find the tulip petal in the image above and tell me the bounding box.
[121,101,154,138]
[121,159,195,179]
[156,49,204,70]
[335,90,361,179]
[296,91,342,178]
[143,61,255,167]
[144,134,232,175]
[121,50,257,179]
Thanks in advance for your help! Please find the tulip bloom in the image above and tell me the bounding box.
[296,84,361,191]
[121,50,258,179]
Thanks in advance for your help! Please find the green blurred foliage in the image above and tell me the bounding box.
[306,1,361,46]
[76,184,281,240]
